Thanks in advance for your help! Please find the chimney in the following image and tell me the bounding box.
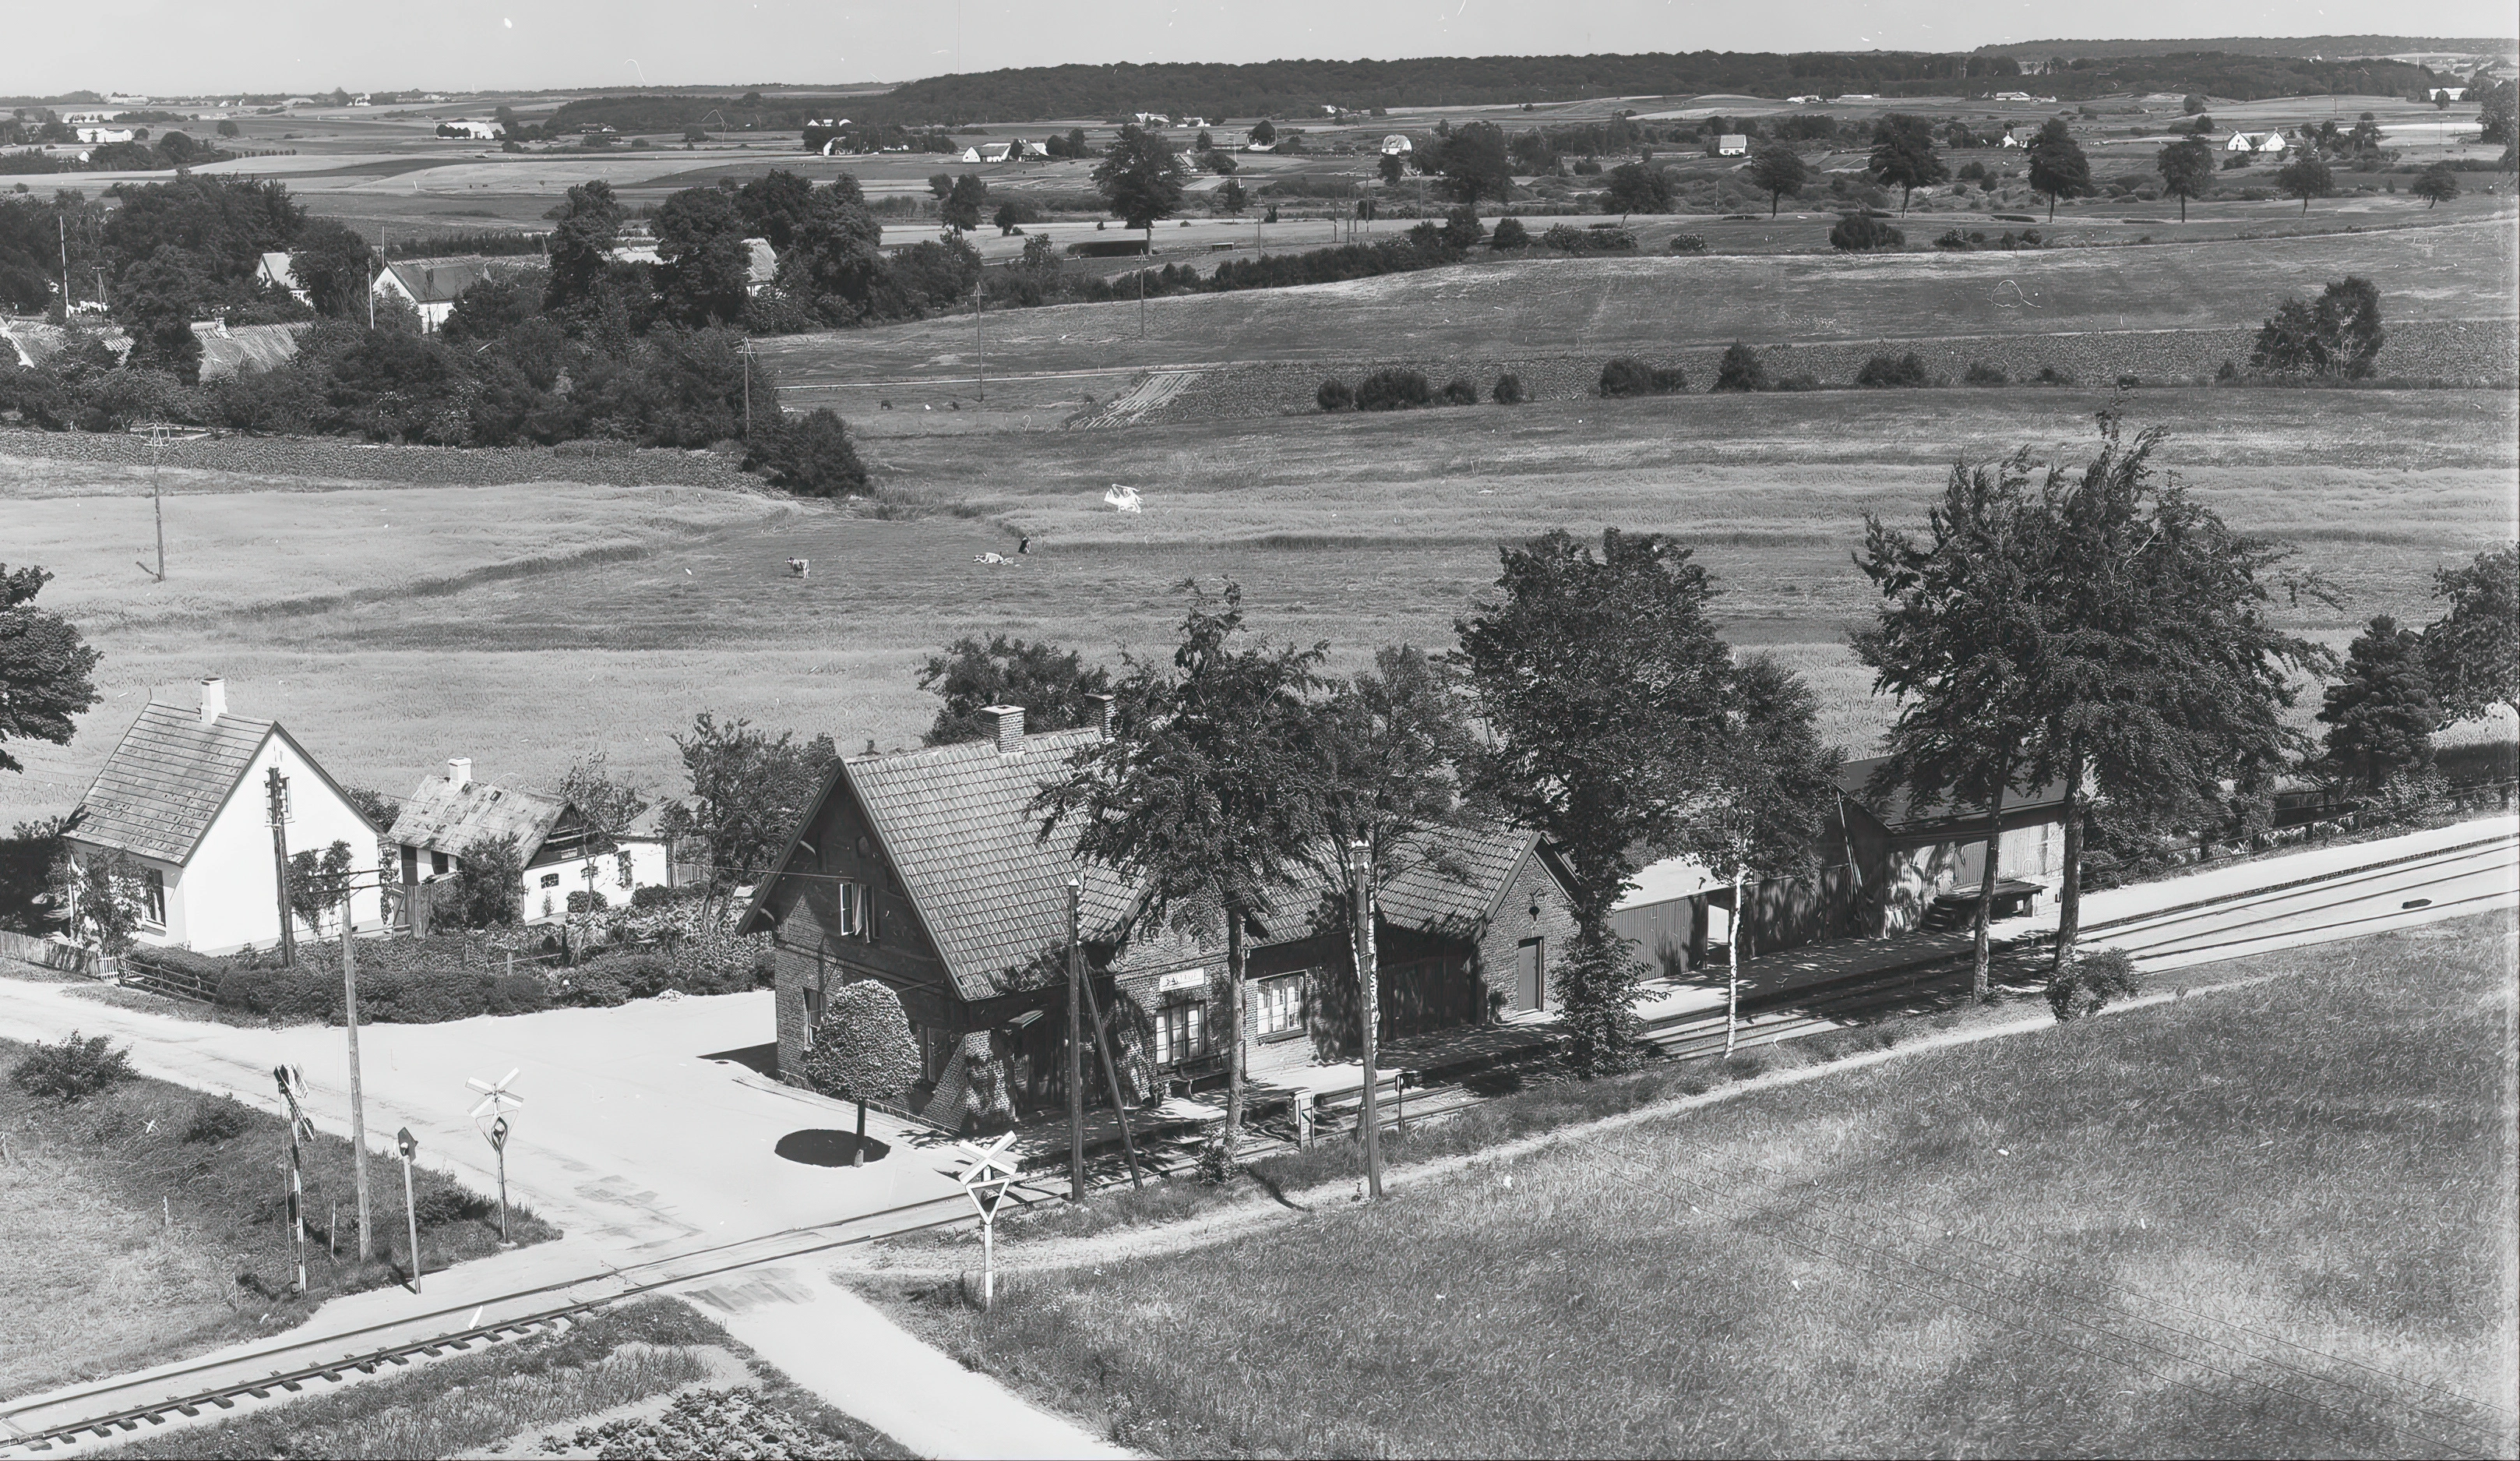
[197,677,226,725]
[448,757,473,789]
[1087,692,1116,737]
[983,704,1025,753]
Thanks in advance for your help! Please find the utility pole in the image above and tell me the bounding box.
[974,280,985,404]
[57,212,69,319]
[1136,252,1146,339]
[741,341,752,436]
[344,883,372,1260]
[266,768,294,968]
[137,425,166,581]
[1067,877,1085,1202]
[1350,839,1383,1200]
[1074,952,1143,1190]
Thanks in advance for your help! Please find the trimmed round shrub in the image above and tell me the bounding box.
[1439,376,1479,405]
[1316,377,1353,411]
[2049,948,2141,1022]
[1666,233,1708,254]
[1489,217,1530,249]
[1599,357,1687,397]
[1354,367,1433,411]
[1962,361,2008,386]
[1490,372,1525,404]
[562,969,632,1008]
[487,972,552,1015]
[1828,212,1905,252]
[1854,352,1933,388]
[1711,343,1771,393]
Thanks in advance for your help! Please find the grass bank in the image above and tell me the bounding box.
[0,1035,559,1402]
[90,1296,907,1460]
[862,915,2519,1458]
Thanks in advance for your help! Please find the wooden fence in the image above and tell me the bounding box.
[0,929,115,979]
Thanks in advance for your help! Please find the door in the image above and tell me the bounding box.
[1514,937,1545,1011]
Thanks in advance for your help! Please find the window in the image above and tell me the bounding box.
[1254,971,1304,1039]
[430,849,449,875]
[1153,1000,1210,1068]
[539,872,562,888]
[140,868,166,928]
[836,881,867,937]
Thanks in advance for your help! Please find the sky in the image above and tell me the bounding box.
[8,0,2514,97]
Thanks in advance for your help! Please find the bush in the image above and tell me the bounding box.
[411,1186,494,1226]
[184,1095,255,1144]
[667,929,767,995]
[592,949,674,997]
[359,965,492,1023]
[1667,233,1708,254]
[1540,223,1637,253]
[2048,948,2141,1022]
[1354,367,1433,411]
[9,1032,135,1102]
[1489,217,1530,249]
[487,972,553,1015]
[1854,352,1933,388]
[1438,376,1480,405]
[1598,357,1686,397]
[1315,377,1352,411]
[1490,372,1525,404]
[1962,360,2008,386]
[1711,343,1770,393]
[628,884,684,911]
[215,964,340,1023]
[1828,212,1903,252]
[562,969,632,1008]
[742,408,869,498]
[1933,228,1973,251]
[2035,365,2077,386]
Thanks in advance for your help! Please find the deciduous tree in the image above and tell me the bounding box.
[0,565,102,778]
[1867,114,1947,213]
[2248,275,2384,378]
[2277,154,2334,213]
[1602,161,1672,217]
[918,634,1114,745]
[659,714,839,910]
[1094,125,1188,245]
[1746,143,1807,217]
[802,981,922,1164]
[1429,121,1513,205]
[2155,137,2214,222]
[2411,166,2460,208]
[287,839,356,937]
[654,186,752,326]
[2025,118,2092,221]
[2420,542,2520,725]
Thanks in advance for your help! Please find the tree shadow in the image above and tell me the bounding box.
[774,1128,890,1166]
[702,1042,779,1077]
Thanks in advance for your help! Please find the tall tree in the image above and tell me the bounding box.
[2411,166,2460,208]
[2320,617,2437,790]
[1867,114,1947,214]
[654,186,752,326]
[2025,117,2093,221]
[1429,121,1514,205]
[1093,125,1188,249]
[2249,276,2384,379]
[658,714,840,914]
[446,833,524,930]
[2155,137,2215,222]
[1602,161,1673,217]
[2421,543,2520,728]
[0,565,102,778]
[1854,454,2053,1000]
[544,179,624,313]
[291,220,375,317]
[2031,417,2328,973]
[735,168,816,252]
[942,174,989,234]
[1746,143,1808,217]
[1455,529,1735,1073]
[1034,582,1326,1167]
[2277,154,2335,214]
[114,245,203,373]
[917,633,1114,746]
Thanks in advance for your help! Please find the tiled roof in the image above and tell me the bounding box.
[72,703,276,864]
[1838,754,2070,831]
[383,256,532,306]
[197,322,308,383]
[394,772,564,859]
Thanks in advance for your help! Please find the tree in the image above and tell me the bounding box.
[62,849,147,955]
[742,408,867,497]
[2421,543,2520,725]
[1248,119,1276,146]
[1854,453,2053,1000]
[735,169,816,252]
[1378,151,1405,187]
[1867,114,1947,213]
[1455,530,1736,1074]
[2156,137,2214,222]
[1429,121,1513,205]
[1602,161,1672,217]
[2320,617,2436,790]
[2029,416,2326,975]
[1746,143,1807,217]
[559,752,651,861]
[287,839,355,938]
[446,833,524,929]
[1711,342,1770,392]
[2025,117,2093,221]
[2412,165,2460,208]
[2477,79,2517,147]
[918,633,1114,745]
[289,220,374,317]
[2249,276,2384,379]
[941,174,988,234]
[1828,212,1903,252]
[1094,125,1187,245]
[1218,178,1247,217]
[216,119,241,139]
[1194,129,1214,153]
[2277,154,2334,213]
[658,714,839,909]
[2347,113,2384,155]
[779,194,886,307]
[544,180,623,313]
[114,245,203,373]
[800,981,922,1164]
[0,566,102,778]
[654,186,752,326]
[1034,582,1326,1168]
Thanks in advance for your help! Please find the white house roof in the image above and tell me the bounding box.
[1380,134,1413,154]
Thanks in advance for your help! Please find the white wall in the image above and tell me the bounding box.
[520,838,671,923]
[153,731,382,955]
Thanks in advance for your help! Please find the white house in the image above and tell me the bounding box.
[1380,133,1414,155]
[64,679,383,955]
[1991,90,2036,103]
[391,758,672,927]
[436,119,502,140]
[372,256,533,332]
[1716,133,1750,156]
[959,140,1025,164]
[76,127,137,145]
[2226,130,2288,153]
[256,251,310,305]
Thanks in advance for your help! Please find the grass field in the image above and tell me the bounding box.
[3,382,2509,831]
[862,913,2520,1459]
[0,1035,559,1402]
[91,1297,904,1460]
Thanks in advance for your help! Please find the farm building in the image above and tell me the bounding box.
[76,127,136,145]
[62,679,383,956]
[1609,755,2071,975]
[435,119,502,139]
[2226,131,2289,153]
[737,704,1578,1124]
[0,318,131,370]
[960,141,1027,163]
[256,251,310,305]
[1715,133,1750,156]
[190,320,307,382]
[1380,133,1413,155]
[389,758,672,930]
[372,256,537,333]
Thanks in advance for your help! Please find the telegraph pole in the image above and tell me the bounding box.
[1067,877,1085,1202]
[974,280,985,404]
[1350,839,1383,1200]
[266,768,294,968]
[343,884,372,1260]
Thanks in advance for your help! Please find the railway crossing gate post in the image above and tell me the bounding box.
[954,1132,1022,1311]
[273,1064,314,1293]
[396,1127,421,1293]
[467,1069,524,1247]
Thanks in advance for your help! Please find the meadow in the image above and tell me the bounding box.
[861,914,2520,1459]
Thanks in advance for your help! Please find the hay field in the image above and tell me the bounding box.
[5,383,2508,832]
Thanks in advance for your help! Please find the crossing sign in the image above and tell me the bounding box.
[953,1133,1024,1309]
[466,1069,524,1124]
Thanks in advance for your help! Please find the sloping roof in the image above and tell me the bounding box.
[744,237,777,287]
[742,725,1560,1001]
[197,322,308,382]
[393,771,565,859]
[2,319,132,370]
[256,251,302,291]
[1837,754,2070,833]
[71,703,277,864]
[381,256,529,306]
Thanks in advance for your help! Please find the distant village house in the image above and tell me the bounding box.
[391,758,673,930]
